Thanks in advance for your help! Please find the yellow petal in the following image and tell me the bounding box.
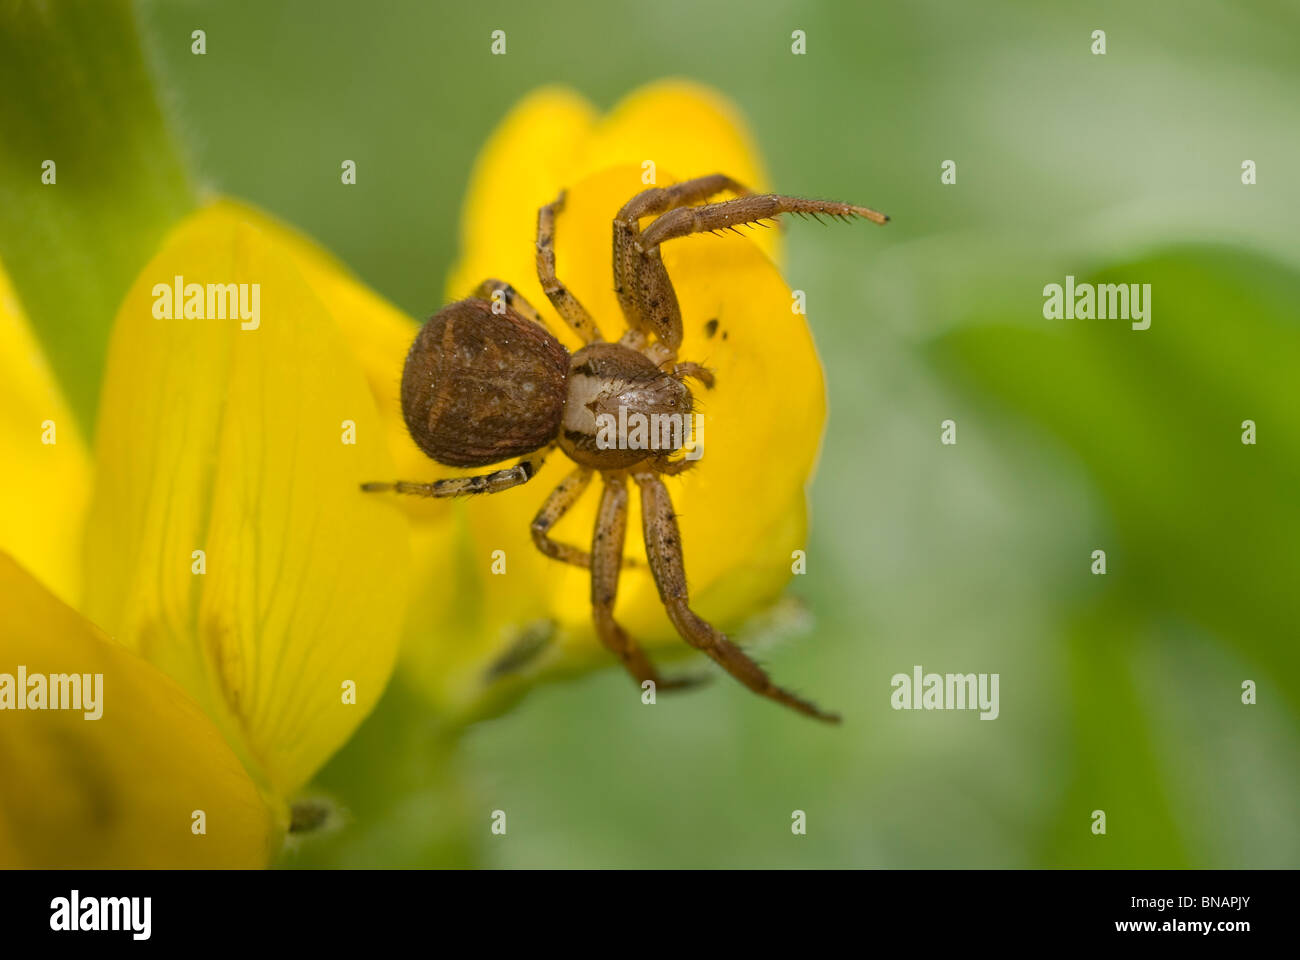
[214,201,438,518]
[351,81,819,714]
[82,202,410,798]
[211,202,468,705]
[489,165,821,629]
[424,165,825,712]
[454,86,598,320]
[447,81,776,354]
[0,260,91,607]
[579,79,777,261]
[0,553,274,868]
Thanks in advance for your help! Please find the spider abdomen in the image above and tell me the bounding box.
[401,298,570,467]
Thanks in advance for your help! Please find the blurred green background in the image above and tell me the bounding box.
[5,0,1297,867]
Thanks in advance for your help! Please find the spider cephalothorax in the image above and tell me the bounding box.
[364,174,888,721]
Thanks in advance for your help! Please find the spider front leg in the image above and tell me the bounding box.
[536,191,603,344]
[618,174,751,226]
[641,192,888,248]
[613,174,750,354]
[634,471,840,723]
[360,448,548,497]
[591,473,704,693]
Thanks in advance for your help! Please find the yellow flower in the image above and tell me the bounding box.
[1,77,832,866]
[82,202,411,801]
[0,201,411,864]
[0,262,91,607]
[0,554,274,868]
[361,81,828,717]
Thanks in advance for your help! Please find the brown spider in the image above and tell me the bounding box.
[363,174,887,722]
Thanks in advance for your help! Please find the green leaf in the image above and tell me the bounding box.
[0,0,196,432]
[930,244,1300,866]
[1041,605,1190,867]
[934,245,1300,714]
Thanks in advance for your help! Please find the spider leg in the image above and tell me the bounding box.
[614,174,751,355]
[621,189,886,357]
[531,466,595,566]
[530,467,643,569]
[360,448,547,497]
[640,193,888,249]
[591,473,704,693]
[671,361,714,389]
[634,470,841,723]
[654,457,700,477]
[536,190,603,343]
[469,277,547,330]
[617,174,751,224]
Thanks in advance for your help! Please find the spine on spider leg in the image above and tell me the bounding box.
[641,194,890,248]
[746,195,890,227]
